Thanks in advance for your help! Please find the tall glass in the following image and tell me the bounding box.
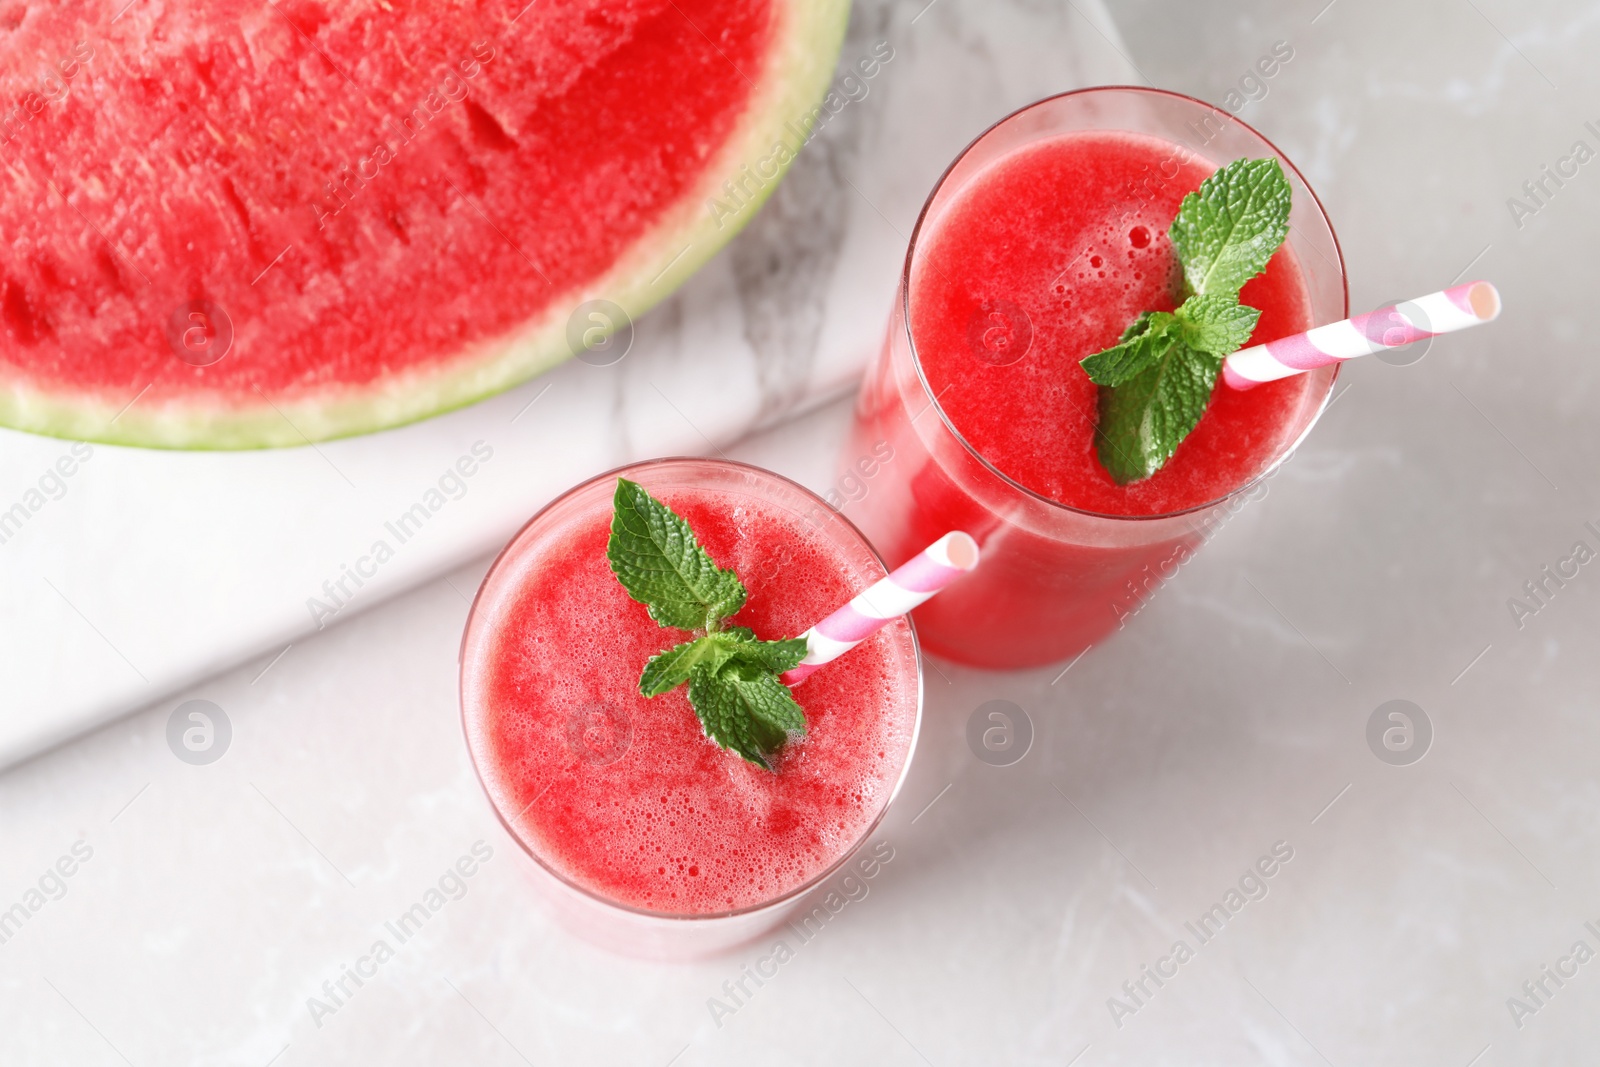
[840,88,1346,669]
[460,458,922,958]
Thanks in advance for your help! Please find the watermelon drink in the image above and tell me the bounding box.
[842,89,1346,668]
[461,459,920,956]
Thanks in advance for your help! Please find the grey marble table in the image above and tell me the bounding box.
[4,0,1598,1064]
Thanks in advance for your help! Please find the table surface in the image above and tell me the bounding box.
[6,0,1600,1064]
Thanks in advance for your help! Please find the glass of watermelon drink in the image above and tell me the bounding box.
[460,458,921,958]
[841,87,1347,669]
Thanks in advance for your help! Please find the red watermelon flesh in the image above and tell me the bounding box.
[0,0,847,446]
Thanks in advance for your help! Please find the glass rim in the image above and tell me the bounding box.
[458,456,925,925]
[899,84,1350,524]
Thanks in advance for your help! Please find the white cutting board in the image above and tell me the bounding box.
[0,0,1134,765]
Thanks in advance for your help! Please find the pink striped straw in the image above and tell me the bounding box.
[780,531,980,687]
[1223,280,1502,390]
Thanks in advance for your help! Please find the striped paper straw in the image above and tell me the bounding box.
[780,531,980,687]
[1222,280,1501,390]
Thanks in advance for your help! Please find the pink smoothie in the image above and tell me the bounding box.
[463,478,918,915]
[843,119,1339,668]
[911,129,1318,516]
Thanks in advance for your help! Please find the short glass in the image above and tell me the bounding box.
[460,458,922,958]
[840,87,1347,669]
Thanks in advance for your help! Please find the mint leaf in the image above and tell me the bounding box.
[1176,293,1261,357]
[638,628,807,698]
[608,480,812,770]
[1080,312,1178,387]
[717,627,809,674]
[1169,157,1291,298]
[607,478,746,632]
[1095,343,1223,485]
[1079,157,1290,484]
[639,633,743,696]
[687,660,808,770]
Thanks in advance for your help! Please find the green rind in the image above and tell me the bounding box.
[1,0,852,450]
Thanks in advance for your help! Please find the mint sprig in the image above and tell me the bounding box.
[607,479,808,770]
[1080,157,1291,484]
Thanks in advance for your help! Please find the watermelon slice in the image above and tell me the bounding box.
[0,0,847,447]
